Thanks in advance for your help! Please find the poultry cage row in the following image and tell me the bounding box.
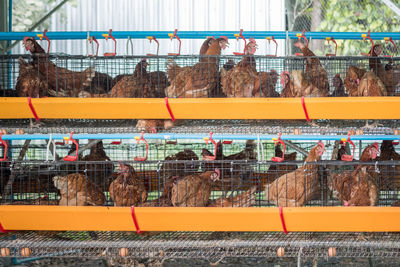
[0,137,399,207]
[1,53,399,98]
[0,30,400,262]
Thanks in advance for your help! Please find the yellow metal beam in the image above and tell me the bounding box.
[1,206,400,232]
[0,97,399,120]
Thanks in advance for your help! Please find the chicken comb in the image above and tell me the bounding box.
[270,69,278,74]
[249,38,256,44]
[280,70,290,77]
[23,36,34,43]
[335,73,341,78]
[318,140,325,150]
[372,142,379,151]
[219,36,229,42]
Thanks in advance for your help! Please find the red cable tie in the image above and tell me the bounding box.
[165,97,176,122]
[0,222,14,233]
[301,96,310,122]
[27,97,40,122]
[279,206,289,234]
[130,206,142,234]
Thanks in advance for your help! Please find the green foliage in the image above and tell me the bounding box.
[12,0,77,31]
[318,0,400,55]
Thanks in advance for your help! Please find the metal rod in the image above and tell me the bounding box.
[2,31,400,41]
[1,133,399,141]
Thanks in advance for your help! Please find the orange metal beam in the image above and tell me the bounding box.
[1,206,400,232]
[0,97,399,120]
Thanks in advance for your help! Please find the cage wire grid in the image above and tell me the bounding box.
[2,231,400,259]
[1,54,400,97]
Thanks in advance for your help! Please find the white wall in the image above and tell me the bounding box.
[13,0,286,56]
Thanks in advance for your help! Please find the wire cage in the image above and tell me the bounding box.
[1,137,399,207]
[1,53,399,98]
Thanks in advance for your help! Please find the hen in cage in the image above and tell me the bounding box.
[109,163,147,207]
[265,144,298,185]
[53,173,105,206]
[23,37,97,97]
[220,38,258,97]
[171,169,220,207]
[329,143,379,206]
[80,140,114,190]
[293,41,329,95]
[264,141,325,207]
[329,74,347,97]
[369,44,400,96]
[377,140,400,191]
[161,149,200,179]
[201,140,256,179]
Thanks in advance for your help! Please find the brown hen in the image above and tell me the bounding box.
[109,163,147,207]
[264,141,325,207]
[221,38,258,97]
[171,169,220,207]
[329,143,379,206]
[368,44,400,96]
[53,173,105,206]
[23,37,96,97]
[377,140,400,191]
[294,41,329,95]
[208,186,257,207]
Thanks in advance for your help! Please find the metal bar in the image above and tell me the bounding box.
[1,97,400,120]
[1,133,398,142]
[1,31,400,41]
[1,206,400,232]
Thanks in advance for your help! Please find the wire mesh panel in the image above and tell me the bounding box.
[1,53,399,98]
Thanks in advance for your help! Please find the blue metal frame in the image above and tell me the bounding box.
[0,31,400,40]
[1,133,399,141]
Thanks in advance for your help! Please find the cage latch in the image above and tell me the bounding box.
[168,29,181,56]
[384,37,396,58]
[325,37,337,57]
[86,32,99,57]
[233,29,247,55]
[203,132,218,161]
[301,96,311,122]
[27,97,40,122]
[271,133,285,162]
[266,36,278,57]
[165,97,176,122]
[63,132,79,162]
[134,131,148,161]
[341,132,355,161]
[0,133,8,162]
[103,29,117,56]
[361,30,374,56]
[130,206,142,234]
[36,29,50,54]
[295,30,308,56]
[146,36,159,56]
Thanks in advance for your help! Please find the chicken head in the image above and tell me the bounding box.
[216,36,229,50]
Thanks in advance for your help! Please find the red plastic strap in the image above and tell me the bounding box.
[0,222,13,233]
[279,206,289,234]
[301,97,310,122]
[130,206,142,234]
[27,97,40,122]
[165,97,176,122]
